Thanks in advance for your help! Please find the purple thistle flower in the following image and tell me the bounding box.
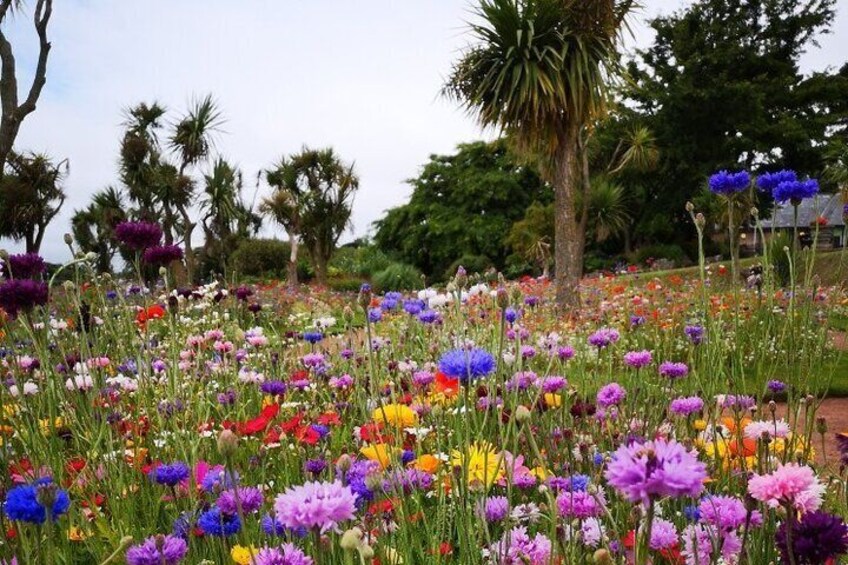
[588,328,620,349]
[0,279,48,317]
[604,438,707,506]
[3,253,46,279]
[273,480,357,533]
[115,221,163,251]
[142,245,183,266]
[659,361,689,380]
[125,534,188,565]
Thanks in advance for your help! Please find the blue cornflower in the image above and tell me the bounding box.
[403,299,425,316]
[401,450,416,465]
[438,348,496,382]
[150,462,190,486]
[567,474,591,492]
[757,170,797,192]
[197,507,241,537]
[261,513,287,536]
[3,478,70,524]
[417,309,439,324]
[302,330,324,344]
[708,170,750,195]
[201,468,239,493]
[504,307,519,324]
[773,178,819,203]
[173,511,194,539]
[368,308,382,323]
[684,505,701,522]
[592,453,604,466]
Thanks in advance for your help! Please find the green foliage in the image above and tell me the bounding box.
[329,244,392,278]
[0,152,67,254]
[623,0,848,246]
[229,239,306,279]
[372,262,424,292]
[768,232,793,286]
[71,187,128,273]
[326,275,367,293]
[373,140,551,279]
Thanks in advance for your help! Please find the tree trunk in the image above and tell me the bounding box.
[286,229,299,289]
[553,125,584,309]
[313,253,328,286]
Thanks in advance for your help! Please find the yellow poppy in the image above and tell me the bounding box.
[360,443,398,469]
[231,545,258,565]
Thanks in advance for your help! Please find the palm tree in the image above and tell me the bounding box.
[0,151,67,253]
[71,186,127,272]
[169,95,224,281]
[262,148,358,286]
[444,0,636,307]
[201,158,260,274]
[586,177,631,243]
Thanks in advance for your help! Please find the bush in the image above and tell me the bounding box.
[635,244,690,268]
[229,239,313,281]
[372,262,424,292]
[327,275,366,293]
[444,254,493,282]
[329,245,392,278]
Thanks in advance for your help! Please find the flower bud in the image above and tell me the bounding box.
[751,207,759,218]
[593,549,613,564]
[357,284,372,309]
[340,527,363,551]
[685,201,695,212]
[496,287,509,309]
[816,417,828,435]
[63,280,76,292]
[515,405,532,423]
[336,453,352,474]
[217,429,239,458]
[694,213,706,228]
[64,233,74,245]
[358,544,375,560]
[453,265,468,289]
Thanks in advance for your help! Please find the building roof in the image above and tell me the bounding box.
[760,193,845,229]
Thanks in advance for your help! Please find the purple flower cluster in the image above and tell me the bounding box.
[659,361,688,379]
[596,383,626,407]
[0,278,49,317]
[775,511,848,564]
[773,178,819,204]
[3,253,46,279]
[126,534,188,565]
[756,170,797,193]
[273,480,357,533]
[115,221,163,251]
[623,350,652,368]
[142,245,184,266]
[709,170,750,195]
[588,328,620,349]
[669,396,704,416]
[684,325,704,345]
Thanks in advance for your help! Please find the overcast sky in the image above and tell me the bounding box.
[3,1,846,262]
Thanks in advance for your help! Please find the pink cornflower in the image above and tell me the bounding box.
[273,480,357,533]
[747,463,824,512]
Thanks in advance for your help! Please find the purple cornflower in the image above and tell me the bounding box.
[596,383,626,407]
[4,253,46,279]
[142,245,183,266]
[328,374,353,389]
[0,279,49,317]
[556,490,605,519]
[504,307,519,324]
[659,361,688,379]
[273,480,357,533]
[669,396,704,416]
[234,285,254,301]
[261,380,287,396]
[588,328,620,349]
[200,467,239,493]
[412,371,434,387]
[623,350,652,368]
[261,513,287,536]
[2,478,70,524]
[604,438,707,506]
[709,170,750,195]
[698,495,749,529]
[775,511,848,565]
[757,170,797,193]
[767,380,786,394]
[557,346,575,360]
[630,315,646,327]
[302,330,323,344]
[197,507,241,536]
[538,376,567,393]
[684,325,705,345]
[417,309,440,324]
[150,462,190,487]
[438,348,496,382]
[115,221,163,251]
[649,518,679,551]
[403,299,425,315]
[305,459,328,476]
[125,534,188,565]
[722,395,756,411]
[384,469,433,494]
[486,526,552,564]
[478,496,510,522]
[252,545,314,565]
[367,308,382,323]
[216,487,264,515]
[506,371,537,392]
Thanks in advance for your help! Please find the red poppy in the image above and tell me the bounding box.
[136,305,166,329]
[235,403,279,436]
[316,412,341,426]
[433,371,459,398]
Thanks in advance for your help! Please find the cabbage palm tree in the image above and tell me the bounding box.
[71,186,127,273]
[169,95,224,281]
[444,0,636,306]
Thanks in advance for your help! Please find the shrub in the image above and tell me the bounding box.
[327,275,366,292]
[372,262,424,292]
[329,245,392,278]
[229,239,312,281]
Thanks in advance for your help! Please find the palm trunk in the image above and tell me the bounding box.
[553,125,584,308]
[287,229,299,289]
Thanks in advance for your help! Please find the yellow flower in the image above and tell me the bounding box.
[373,404,418,427]
[39,417,64,436]
[2,403,17,418]
[360,443,398,469]
[544,393,562,408]
[693,419,707,431]
[530,466,550,481]
[413,454,440,474]
[231,545,258,565]
[451,442,504,490]
[68,526,88,541]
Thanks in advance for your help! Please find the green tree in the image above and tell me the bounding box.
[373,140,551,279]
[262,147,358,285]
[71,187,127,273]
[624,0,848,246]
[444,0,636,306]
[0,151,66,253]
